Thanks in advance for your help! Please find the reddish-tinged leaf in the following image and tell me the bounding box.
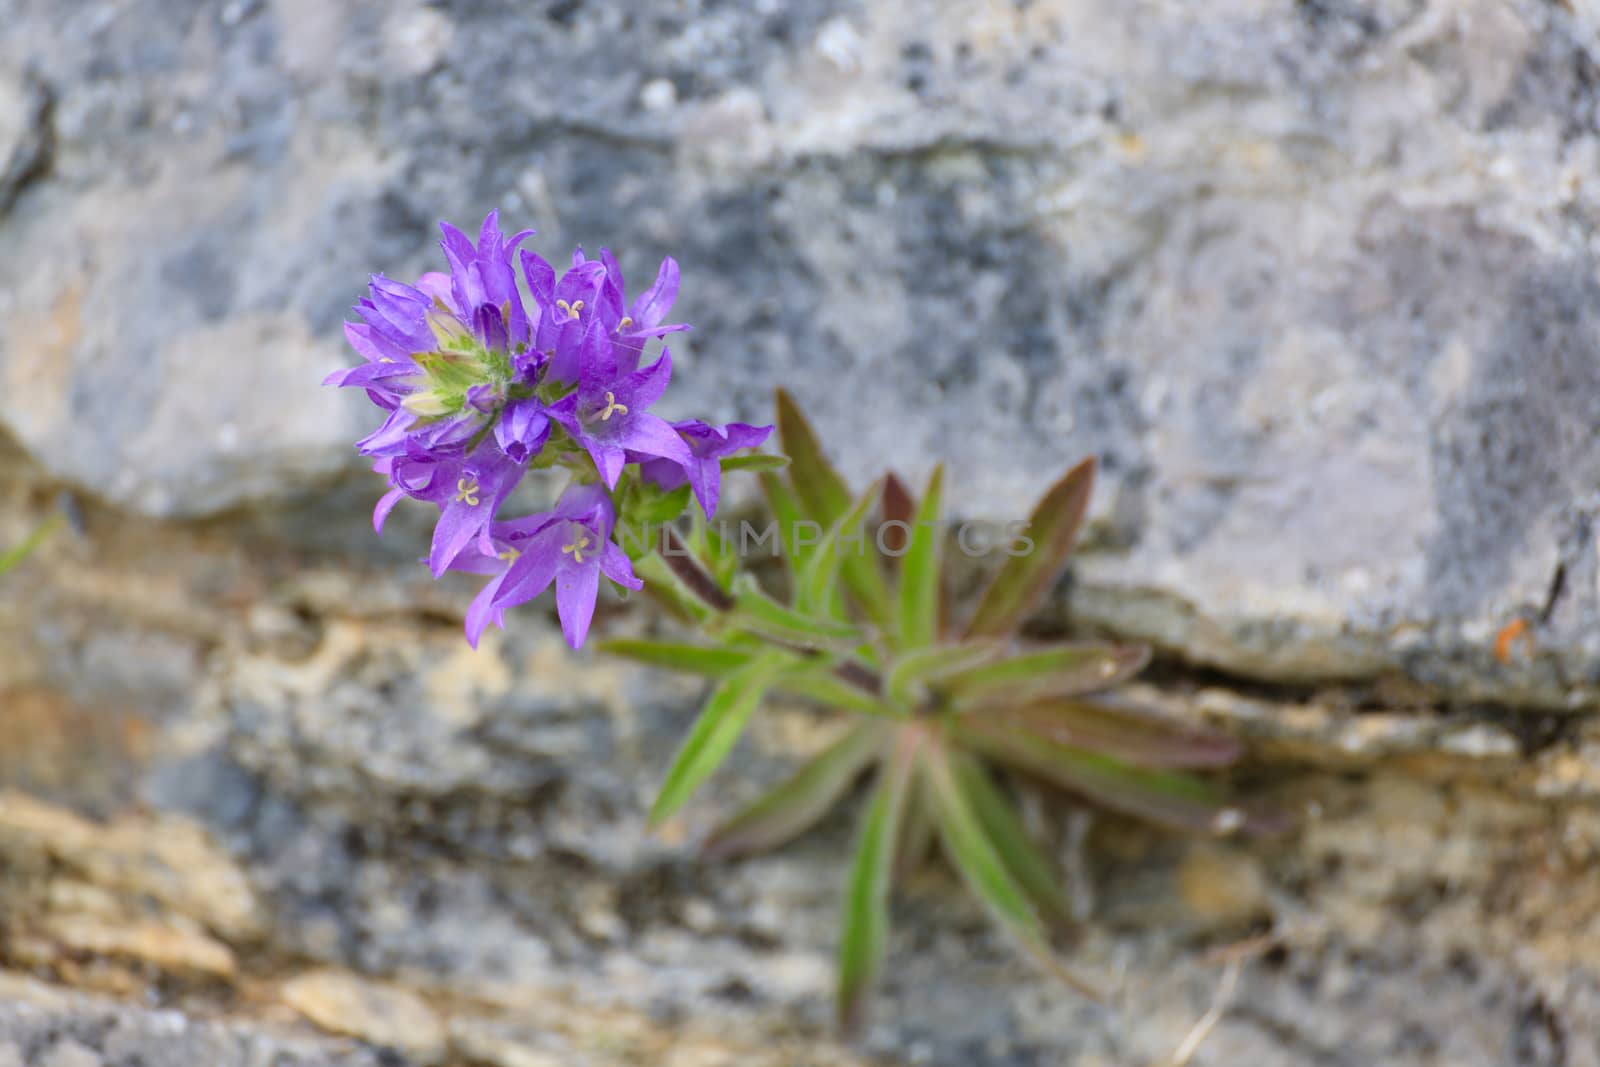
[941,643,1150,709]
[956,722,1276,835]
[704,722,886,860]
[838,733,918,1035]
[951,754,1072,929]
[998,699,1244,770]
[964,456,1096,638]
[879,473,915,558]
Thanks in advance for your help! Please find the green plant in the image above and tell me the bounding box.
[602,390,1273,1031]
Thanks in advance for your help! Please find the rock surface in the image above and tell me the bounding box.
[3,0,1600,1064]
[0,0,1598,701]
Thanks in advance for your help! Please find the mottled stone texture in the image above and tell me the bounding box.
[3,0,1600,1064]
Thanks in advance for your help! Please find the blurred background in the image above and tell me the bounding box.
[3,1,1600,1064]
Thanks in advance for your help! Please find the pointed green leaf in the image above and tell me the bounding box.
[649,651,790,827]
[704,722,886,860]
[941,643,1149,708]
[896,465,945,650]
[774,389,895,627]
[0,514,60,578]
[758,469,817,581]
[797,480,882,617]
[837,734,917,1035]
[955,722,1273,835]
[951,755,1071,928]
[595,639,753,678]
[775,666,900,719]
[884,641,1005,708]
[725,574,865,649]
[964,456,1096,638]
[998,699,1243,770]
[925,744,1100,998]
[720,453,791,474]
[776,387,852,523]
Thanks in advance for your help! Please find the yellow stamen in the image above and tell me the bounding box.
[498,547,521,563]
[599,390,629,421]
[554,298,585,320]
[562,533,592,563]
[455,477,481,506]
[617,316,634,330]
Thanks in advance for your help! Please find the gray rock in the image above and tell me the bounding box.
[0,975,389,1067]
[3,0,1599,701]
[5,1,1600,1064]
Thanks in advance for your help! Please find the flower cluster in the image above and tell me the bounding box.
[327,212,770,648]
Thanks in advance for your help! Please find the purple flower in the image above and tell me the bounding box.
[369,441,524,576]
[437,211,535,351]
[548,320,692,488]
[458,483,642,648]
[639,420,774,517]
[330,211,730,650]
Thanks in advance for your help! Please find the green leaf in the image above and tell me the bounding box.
[0,514,61,578]
[776,387,852,523]
[797,480,882,617]
[951,754,1071,928]
[940,643,1150,709]
[837,733,917,1035]
[703,722,886,860]
[775,389,895,628]
[964,456,1096,639]
[896,464,945,650]
[925,744,1100,999]
[998,699,1243,770]
[595,639,753,678]
[955,722,1271,835]
[884,641,1004,708]
[775,666,900,719]
[720,453,791,473]
[649,651,790,827]
[725,574,865,649]
[759,470,813,578]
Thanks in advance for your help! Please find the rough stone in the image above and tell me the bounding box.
[0,973,389,1067]
[0,0,1597,701]
[4,2,1600,1065]
[281,971,446,1066]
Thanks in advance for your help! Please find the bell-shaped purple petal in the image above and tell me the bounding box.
[629,256,680,329]
[495,397,551,464]
[555,558,601,648]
